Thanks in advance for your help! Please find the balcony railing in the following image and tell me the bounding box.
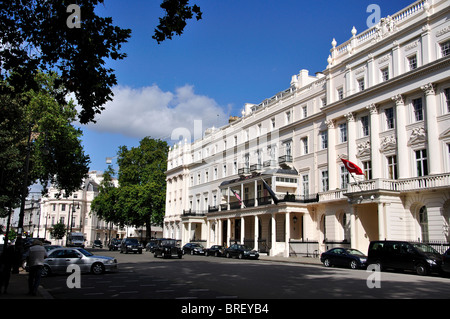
[278,155,292,164]
[183,210,206,217]
[238,167,250,175]
[250,164,262,172]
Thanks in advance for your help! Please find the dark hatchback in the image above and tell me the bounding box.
[205,245,225,257]
[442,248,450,274]
[224,244,259,259]
[153,238,183,259]
[320,247,367,269]
[108,238,121,251]
[120,238,142,254]
[367,240,442,276]
[182,243,205,255]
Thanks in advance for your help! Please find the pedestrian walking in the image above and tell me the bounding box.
[0,245,14,294]
[27,239,47,296]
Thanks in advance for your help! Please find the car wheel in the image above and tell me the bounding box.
[226,252,231,258]
[178,254,183,259]
[415,263,428,276]
[323,259,331,267]
[214,252,219,257]
[154,253,158,258]
[91,262,105,275]
[190,250,194,255]
[349,260,358,269]
[42,265,51,277]
[238,253,244,259]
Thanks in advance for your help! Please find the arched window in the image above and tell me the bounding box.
[419,206,429,242]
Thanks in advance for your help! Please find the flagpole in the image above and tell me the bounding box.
[338,155,363,193]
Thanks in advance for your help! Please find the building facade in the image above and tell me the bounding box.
[164,0,450,256]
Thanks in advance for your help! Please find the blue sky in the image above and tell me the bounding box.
[78,0,414,172]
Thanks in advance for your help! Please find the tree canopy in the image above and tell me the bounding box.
[91,138,168,239]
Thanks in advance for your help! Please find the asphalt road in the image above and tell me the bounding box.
[41,248,450,300]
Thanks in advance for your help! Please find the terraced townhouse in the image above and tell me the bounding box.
[164,0,450,256]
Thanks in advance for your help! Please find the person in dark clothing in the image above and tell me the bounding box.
[0,245,14,294]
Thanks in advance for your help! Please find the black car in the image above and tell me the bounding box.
[224,244,259,259]
[205,245,225,257]
[153,238,182,259]
[120,238,142,254]
[108,238,121,251]
[92,240,103,248]
[182,243,205,255]
[367,240,442,276]
[443,248,450,274]
[146,240,157,252]
[320,247,367,269]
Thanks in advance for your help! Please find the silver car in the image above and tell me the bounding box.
[43,247,118,276]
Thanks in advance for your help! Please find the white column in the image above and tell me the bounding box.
[421,83,439,175]
[378,203,386,241]
[227,218,231,247]
[392,95,408,179]
[240,217,245,244]
[326,119,337,190]
[270,213,276,256]
[254,215,259,251]
[350,206,357,249]
[284,212,290,257]
[345,112,357,163]
[367,104,381,178]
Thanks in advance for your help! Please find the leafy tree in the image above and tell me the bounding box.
[1,0,202,123]
[91,138,168,240]
[0,72,90,217]
[49,222,66,240]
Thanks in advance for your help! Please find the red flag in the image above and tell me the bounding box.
[341,158,364,175]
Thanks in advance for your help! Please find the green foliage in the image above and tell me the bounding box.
[50,222,66,240]
[0,72,90,217]
[153,0,202,44]
[91,138,168,239]
[0,0,131,124]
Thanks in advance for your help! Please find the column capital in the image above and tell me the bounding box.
[421,83,435,96]
[325,119,335,129]
[366,103,379,114]
[344,112,355,122]
[391,94,404,105]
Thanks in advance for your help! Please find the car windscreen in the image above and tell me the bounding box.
[161,240,176,246]
[346,249,365,256]
[77,248,94,257]
[412,243,439,254]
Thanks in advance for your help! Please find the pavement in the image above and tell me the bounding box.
[0,255,322,300]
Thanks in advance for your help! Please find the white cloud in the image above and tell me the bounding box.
[85,84,229,142]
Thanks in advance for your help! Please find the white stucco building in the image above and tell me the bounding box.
[164,0,450,256]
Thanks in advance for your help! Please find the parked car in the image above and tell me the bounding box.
[366,240,442,276]
[120,238,142,254]
[441,248,450,274]
[320,248,367,269]
[108,238,121,251]
[92,240,103,248]
[224,244,259,259]
[153,238,183,259]
[42,247,118,276]
[44,245,62,252]
[205,245,225,257]
[146,240,157,252]
[182,243,205,255]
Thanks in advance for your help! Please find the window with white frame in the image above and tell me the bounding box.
[361,115,370,137]
[412,98,423,122]
[381,67,389,82]
[302,175,309,197]
[301,137,308,155]
[387,155,398,179]
[320,130,328,150]
[340,166,349,189]
[214,167,218,180]
[363,161,372,180]
[408,54,417,70]
[286,111,291,124]
[302,105,308,118]
[223,164,227,177]
[441,40,450,57]
[357,78,365,92]
[339,123,347,143]
[415,149,428,177]
[444,88,450,113]
[321,97,327,107]
[271,118,275,130]
[385,107,395,129]
[337,87,344,100]
[321,170,329,192]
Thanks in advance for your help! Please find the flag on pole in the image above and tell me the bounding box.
[340,158,364,175]
[231,189,245,208]
[261,178,279,205]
